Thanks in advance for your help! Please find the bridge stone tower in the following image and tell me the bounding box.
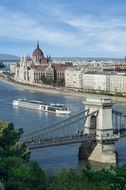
[79,98,119,164]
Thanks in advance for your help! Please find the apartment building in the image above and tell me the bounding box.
[109,74,123,93]
[82,73,95,90]
[82,73,109,91]
[123,75,126,93]
[65,68,82,89]
[65,67,126,94]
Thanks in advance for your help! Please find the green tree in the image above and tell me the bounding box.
[81,166,126,190]
[0,122,30,161]
[0,62,5,68]
[56,78,65,87]
[47,169,80,190]
[39,75,54,85]
[5,161,46,190]
[0,122,47,190]
[0,156,23,186]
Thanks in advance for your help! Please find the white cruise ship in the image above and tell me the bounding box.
[13,99,71,115]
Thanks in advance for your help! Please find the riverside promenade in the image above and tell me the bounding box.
[0,74,126,103]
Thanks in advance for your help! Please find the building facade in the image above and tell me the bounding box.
[14,43,72,85]
[14,43,54,84]
[53,62,72,83]
[10,63,17,74]
[65,68,82,89]
[123,75,126,94]
[109,74,123,93]
[65,67,126,94]
[82,73,109,92]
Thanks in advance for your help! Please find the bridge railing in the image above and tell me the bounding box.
[25,134,96,149]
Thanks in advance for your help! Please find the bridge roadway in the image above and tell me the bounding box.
[24,134,96,149]
[24,129,126,150]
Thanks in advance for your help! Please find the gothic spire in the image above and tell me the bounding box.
[37,40,39,48]
[20,52,23,62]
[23,52,26,62]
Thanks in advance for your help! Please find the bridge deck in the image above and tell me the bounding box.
[22,109,126,149]
[25,135,96,149]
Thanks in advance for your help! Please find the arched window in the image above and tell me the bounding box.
[90,115,96,129]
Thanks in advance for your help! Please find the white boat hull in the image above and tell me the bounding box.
[13,99,71,115]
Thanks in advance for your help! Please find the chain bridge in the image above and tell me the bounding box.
[22,109,96,148]
[21,98,126,164]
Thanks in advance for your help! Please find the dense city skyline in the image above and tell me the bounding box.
[1,0,126,58]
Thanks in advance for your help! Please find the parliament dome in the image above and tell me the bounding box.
[32,42,44,61]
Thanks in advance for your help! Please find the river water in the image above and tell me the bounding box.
[0,81,126,172]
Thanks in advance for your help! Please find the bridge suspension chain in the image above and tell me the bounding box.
[22,109,89,140]
[22,109,99,142]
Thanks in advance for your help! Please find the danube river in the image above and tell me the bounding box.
[0,81,126,172]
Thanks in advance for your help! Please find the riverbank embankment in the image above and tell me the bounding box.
[0,75,126,103]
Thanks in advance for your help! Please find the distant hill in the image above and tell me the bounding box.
[0,54,20,61]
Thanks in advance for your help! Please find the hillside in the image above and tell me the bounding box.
[0,54,19,61]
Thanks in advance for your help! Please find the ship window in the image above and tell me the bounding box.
[48,107,56,111]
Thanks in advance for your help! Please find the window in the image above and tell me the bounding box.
[90,115,96,129]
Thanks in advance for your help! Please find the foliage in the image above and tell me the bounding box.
[0,122,30,161]
[0,122,46,190]
[0,156,23,182]
[39,75,54,85]
[47,169,80,190]
[47,166,126,190]
[115,92,124,97]
[0,62,5,68]
[39,75,65,86]
[5,161,46,190]
[100,90,109,95]
[80,166,126,190]
[56,78,65,87]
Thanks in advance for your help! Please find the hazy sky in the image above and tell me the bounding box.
[1,0,126,58]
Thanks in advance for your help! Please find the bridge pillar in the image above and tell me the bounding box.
[79,98,118,163]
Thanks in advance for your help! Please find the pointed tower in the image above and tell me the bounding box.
[20,52,23,66]
[32,41,44,62]
[37,41,39,49]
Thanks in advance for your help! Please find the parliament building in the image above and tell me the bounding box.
[14,42,72,85]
